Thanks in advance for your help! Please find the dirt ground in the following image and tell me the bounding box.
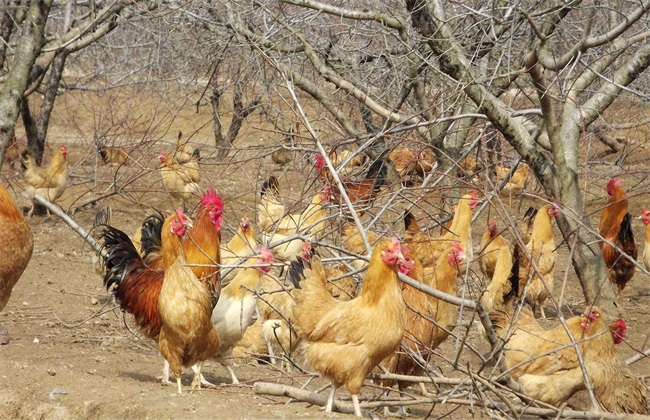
[2,94,650,419]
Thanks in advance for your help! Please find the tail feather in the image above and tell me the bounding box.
[139,211,164,263]
[403,210,419,233]
[192,148,201,161]
[503,244,520,304]
[92,206,112,229]
[523,206,538,228]
[261,175,280,198]
[618,213,634,246]
[20,150,33,171]
[288,258,309,289]
[365,158,388,190]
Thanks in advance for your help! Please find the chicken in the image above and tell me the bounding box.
[329,149,365,171]
[341,221,380,270]
[21,145,69,217]
[0,184,34,342]
[378,244,465,415]
[315,153,387,216]
[459,155,482,177]
[159,150,201,211]
[481,244,518,314]
[494,306,646,412]
[210,247,274,384]
[389,147,419,177]
[174,131,200,164]
[598,178,637,298]
[290,238,410,417]
[517,203,559,318]
[403,191,479,268]
[259,179,331,260]
[98,146,130,166]
[496,162,529,193]
[100,188,224,384]
[518,206,538,244]
[221,216,257,283]
[231,318,268,362]
[158,209,220,394]
[478,219,512,279]
[641,208,650,272]
[271,148,292,166]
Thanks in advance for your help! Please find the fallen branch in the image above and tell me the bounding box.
[33,194,105,257]
[368,372,463,385]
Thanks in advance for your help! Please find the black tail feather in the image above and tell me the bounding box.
[618,213,634,245]
[100,226,145,291]
[92,206,112,229]
[366,158,388,190]
[140,211,164,260]
[261,175,280,198]
[288,258,308,289]
[504,244,520,304]
[403,209,419,232]
[523,206,538,226]
[192,148,201,161]
[20,150,31,171]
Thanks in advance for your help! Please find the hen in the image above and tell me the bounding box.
[598,178,637,298]
[159,150,201,211]
[0,184,34,342]
[174,132,200,164]
[403,191,479,268]
[315,153,387,216]
[99,146,130,166]
[290,238,410,417]
[210,247,274,384]
[21,145,69,217]
[479,219,512,280]
[158,209,220,394]
[517,203,559,318]
[221,216,257,283]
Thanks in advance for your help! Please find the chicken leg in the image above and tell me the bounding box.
[190,361,204,390]
[191,363,216,387]
[351,394,362,417]
[325,384,337,413]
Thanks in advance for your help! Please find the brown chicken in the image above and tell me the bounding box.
[378,244,466,415]
[99,146,130,166]
[403,191,479,268]
[221,216,257,283]
[158,209,220,394]
[481,245,517,314]
[291,238,410,417]
[0,184,34,342]
[100,188,224,384]
[21,145,69,217]
[598,178,637,298]
[641,208,650,272]
[497,162,529,193]
[518,203,559,318]
[495,306,646,412]
[159,149,201,211]
[479,219,512,279]
[315,153,387,216]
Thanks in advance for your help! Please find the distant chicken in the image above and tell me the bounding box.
[315,153,387,216]
[174,131,200,164]
[479,219,512,279]
[598,178,637,298]
[0,184,34,342]
[221,217,257,283]
[159,149,201,211]
[403,191,479,268]
[157,209,220,394]
[21,145,69,217]
[210,247,274,384]
[641,208,650,272]
[290,238,410,417]
[517,203,559,318]
[98,146,130,166]
[378,244,465,415]
[496,162,529,193]
[389,147,435,183]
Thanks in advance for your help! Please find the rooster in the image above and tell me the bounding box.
[100,188,224,384]
[315,153,387,216]
[479,219,512,280]
[158,209,220,394]
[0,184,34,342]
[210,247,274,384]
[403,191,479,268]
[221,216,257,283]
[378,244,465,416]
[159,150,201,211]
[21,145,69,217]
[517,203,559,318]
[290,238,410,417]
[598,178,637,298]
[641,208,650,272]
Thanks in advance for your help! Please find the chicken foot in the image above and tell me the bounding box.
[191,363,216,388]
[190,361,204,390]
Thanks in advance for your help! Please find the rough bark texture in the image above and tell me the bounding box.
[0,0,52,168]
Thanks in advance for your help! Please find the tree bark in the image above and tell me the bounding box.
[0,0,25,70]
[0,0,52,169]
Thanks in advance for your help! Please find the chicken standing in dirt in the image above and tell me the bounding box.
[599,178,637,298]
[0,184,34,343]
[159,150,201,211]
[641,208,650,271]
[290,238,410,417]
[21,144,69,217]
[158,209,220,394]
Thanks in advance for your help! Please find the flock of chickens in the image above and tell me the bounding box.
[1,140,649,417]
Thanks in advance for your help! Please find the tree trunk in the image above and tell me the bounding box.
[0,0,52,169]
[0,0,25,70]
